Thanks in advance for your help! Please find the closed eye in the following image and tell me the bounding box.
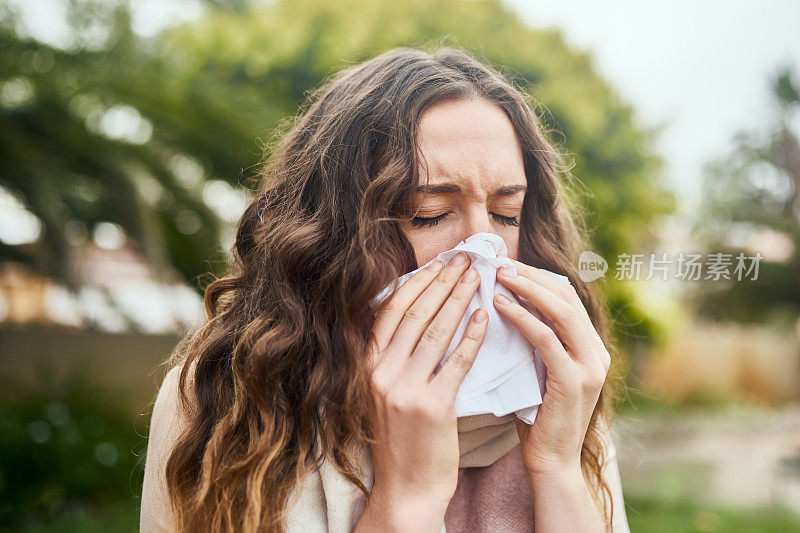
[410,212,520,228]
[491,213,520,227]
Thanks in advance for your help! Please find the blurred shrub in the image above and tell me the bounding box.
[0,376,145,528]
[697,67,800,326]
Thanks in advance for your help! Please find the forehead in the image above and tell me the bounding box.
[415,97,526,191]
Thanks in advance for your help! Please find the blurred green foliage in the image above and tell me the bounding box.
[0,376,145,529]
[0,0,237,289]
[0,0,673,345]
[625,495,800,533]
[696,67,800,327]
[13,501,138,533]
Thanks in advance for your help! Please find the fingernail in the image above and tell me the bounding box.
[427,260,444,271]
[499,267,516,277]
[461,268,477,283]
[495,294,512,305]
[450,252,467,266]
[473,308,487,322]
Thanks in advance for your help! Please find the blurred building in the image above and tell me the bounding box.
[0,242,203,335]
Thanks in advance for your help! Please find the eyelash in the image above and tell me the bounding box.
[410,212,520,228]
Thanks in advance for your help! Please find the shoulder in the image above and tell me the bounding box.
[596,417,630,532]
[140,361,196,532]
[595,414,619,462]
[146,361,199,468]
[151,361,199,431]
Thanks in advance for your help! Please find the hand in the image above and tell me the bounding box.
[494,260,611,474]
[359,252,488,531]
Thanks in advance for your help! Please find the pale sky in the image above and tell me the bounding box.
[504,0,800,214]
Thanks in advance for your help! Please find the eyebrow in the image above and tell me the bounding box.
[414,182,527,196]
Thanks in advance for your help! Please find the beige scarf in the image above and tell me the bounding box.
[282,413,520,532]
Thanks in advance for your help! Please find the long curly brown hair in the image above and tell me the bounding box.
[163,46,618,531]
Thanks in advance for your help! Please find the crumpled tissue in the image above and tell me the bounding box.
[369,232,571,424]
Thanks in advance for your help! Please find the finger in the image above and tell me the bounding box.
[492,293,572,375]
[495,272,595,361]
[401,267,481,384]
[382,253,471,370]
[428,308,488,401]
[502,260,609,357]
[369,259,446,369]
[502,260,595,332]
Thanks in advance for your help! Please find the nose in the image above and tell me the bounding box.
[458,205,496,242]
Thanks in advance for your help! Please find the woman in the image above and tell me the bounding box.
[140,46,629,532]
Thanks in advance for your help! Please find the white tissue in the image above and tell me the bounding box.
[369,232,571,425]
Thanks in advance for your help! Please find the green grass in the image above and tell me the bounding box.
[626,494,800,532]
[9,495,800,532]
[615,387,733,418]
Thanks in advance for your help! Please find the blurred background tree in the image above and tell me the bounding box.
[696,67,800,327]
[3,1,800,532]
[0,0,255,290]
[0,0,674,349]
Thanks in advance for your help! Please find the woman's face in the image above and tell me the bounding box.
[400,97,528,266]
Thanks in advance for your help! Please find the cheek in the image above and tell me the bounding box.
[406,229,462,267]
[503,232,520,261]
